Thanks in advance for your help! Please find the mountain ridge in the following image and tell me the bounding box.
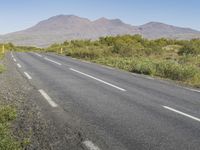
[0,15,200,47]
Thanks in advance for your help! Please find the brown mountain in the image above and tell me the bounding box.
[139,22,200,39]
[0,15,200,47]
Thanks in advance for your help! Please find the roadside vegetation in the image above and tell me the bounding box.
[0,105,21,150]
[45,35,200,87]
[0,65,4,74]
[14,45,42,52]
[0,43,6,73]
[0,43,22,149]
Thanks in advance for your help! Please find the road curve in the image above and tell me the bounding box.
[12,52,200,150]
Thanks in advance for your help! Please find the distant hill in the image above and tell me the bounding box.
[0,15,200,47]
[139,22,200,39]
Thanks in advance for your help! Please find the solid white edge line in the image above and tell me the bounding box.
[82,60,91,64]
[83,140,100,150]
[184,87,200,93]
[163,105,200,122]
[44,57,62,65]
[38,89,58,107]
[17,63,22,68]
[34,53,42,57]
[24,72,32,80]
[103,65,114,70]
[70,68,126,91]
[132,73,154,80]
[145,76,154,80]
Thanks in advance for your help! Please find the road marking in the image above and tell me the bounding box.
[184,87,200,93]
[70,68,126,91]
[34,53,42,57]
[11,52,14,58]
[163,106,200,122]
[145,76,154,80]
[38,89,58,107]
[132,73,154,80]
[82,60,91,64]
[24,72,32,80]
[17,63,22,68]
[13,58,16,62]
[83,140,100,150]
[44,57,62,65]
[103,65,114,70]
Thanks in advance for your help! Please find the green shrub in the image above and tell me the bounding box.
[178,39,200,55]
[0,105,21,150]
[155,61,199,81]
[130,59,156,75]
[129,58,200,85]
[189,73,200,87]
[66,47,104,59]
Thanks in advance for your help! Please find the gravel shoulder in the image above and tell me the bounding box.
[0,54,84,150]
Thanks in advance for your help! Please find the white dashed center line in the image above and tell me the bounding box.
[38,89,58,107]
[83,140,100,150]
[44,57,62,66]
[163,105,200,122]
[17,63,22,68]
[70,68,126,91]
[24,72,32,80]
[13,58,16,62]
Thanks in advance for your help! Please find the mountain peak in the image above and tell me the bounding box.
[46,14,89,22]
[94,18,125,26]
[141,22,169,27]
[94,17,110,23]
[0,15,200,47]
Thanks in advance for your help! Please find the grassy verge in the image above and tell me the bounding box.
[0,50,22,149]
[0,65,4,74]
[0,52,5,74]
[0,105,21,150]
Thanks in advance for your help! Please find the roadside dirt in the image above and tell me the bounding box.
[0,54,84,150]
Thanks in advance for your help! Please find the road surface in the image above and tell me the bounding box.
[11,52,200,150]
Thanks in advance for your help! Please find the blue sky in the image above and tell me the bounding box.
[0,0,200,34]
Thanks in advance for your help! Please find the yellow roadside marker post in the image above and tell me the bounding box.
[2,45,5,54]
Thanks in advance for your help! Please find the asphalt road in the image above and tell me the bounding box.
[11,52,200,150]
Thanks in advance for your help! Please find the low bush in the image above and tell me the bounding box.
[66,47,104,59]
[129,58,200,85]
[155,61,199,81]
[130,59,156,75]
